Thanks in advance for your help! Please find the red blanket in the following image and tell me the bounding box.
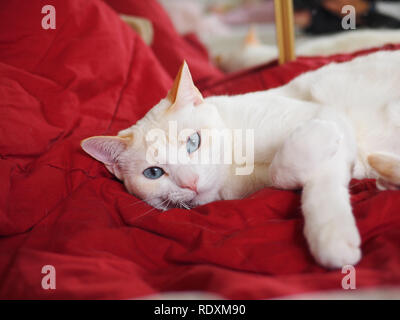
[1,0,400,299]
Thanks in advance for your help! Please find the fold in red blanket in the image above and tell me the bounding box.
[1,0,400,299]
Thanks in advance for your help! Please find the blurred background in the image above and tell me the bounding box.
[158,0,400,71]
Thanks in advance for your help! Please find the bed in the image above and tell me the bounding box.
[1,0,400,299]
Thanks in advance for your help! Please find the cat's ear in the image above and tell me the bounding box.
[81,136,130,179]
[167,61,203,110]
[244,26,260,47]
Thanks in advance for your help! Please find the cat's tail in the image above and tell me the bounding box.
[368,152,400,190]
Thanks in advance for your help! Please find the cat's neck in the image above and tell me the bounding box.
[218,163,271,200]
[204,89,320,198]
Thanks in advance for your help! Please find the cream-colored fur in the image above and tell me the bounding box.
[82,50,400,269]
[217,29,400,72]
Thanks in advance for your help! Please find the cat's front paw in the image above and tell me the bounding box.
[306,220,361,269]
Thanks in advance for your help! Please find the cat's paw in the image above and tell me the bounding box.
[306,220,361,269]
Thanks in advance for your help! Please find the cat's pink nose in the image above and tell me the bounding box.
[180,176,198,193]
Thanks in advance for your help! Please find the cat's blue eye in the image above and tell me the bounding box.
[186,132,201,154]
[143,167,165,179]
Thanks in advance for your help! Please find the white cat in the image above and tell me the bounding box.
[217,29,400,72]
[82,50,400,269]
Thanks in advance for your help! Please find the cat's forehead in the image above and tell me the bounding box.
[137,109,194,135]
[130,97,220,150]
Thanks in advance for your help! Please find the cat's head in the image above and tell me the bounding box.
[81,62,227,210]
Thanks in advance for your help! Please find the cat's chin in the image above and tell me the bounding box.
[189,191,221,208]
[155,200,195,211]
[152,191,220,211]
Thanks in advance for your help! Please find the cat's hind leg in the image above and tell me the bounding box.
[368,152,400,190]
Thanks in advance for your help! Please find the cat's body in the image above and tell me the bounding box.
[212,50,400,186]
[82,50,400,269]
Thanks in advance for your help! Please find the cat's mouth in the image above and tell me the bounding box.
[156,194,198,211]
[156,190,199,211]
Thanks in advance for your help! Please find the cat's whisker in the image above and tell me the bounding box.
[132,198,169,222]
[179,200,191,210]
[162,199,172,211]
[121,196,155,209]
